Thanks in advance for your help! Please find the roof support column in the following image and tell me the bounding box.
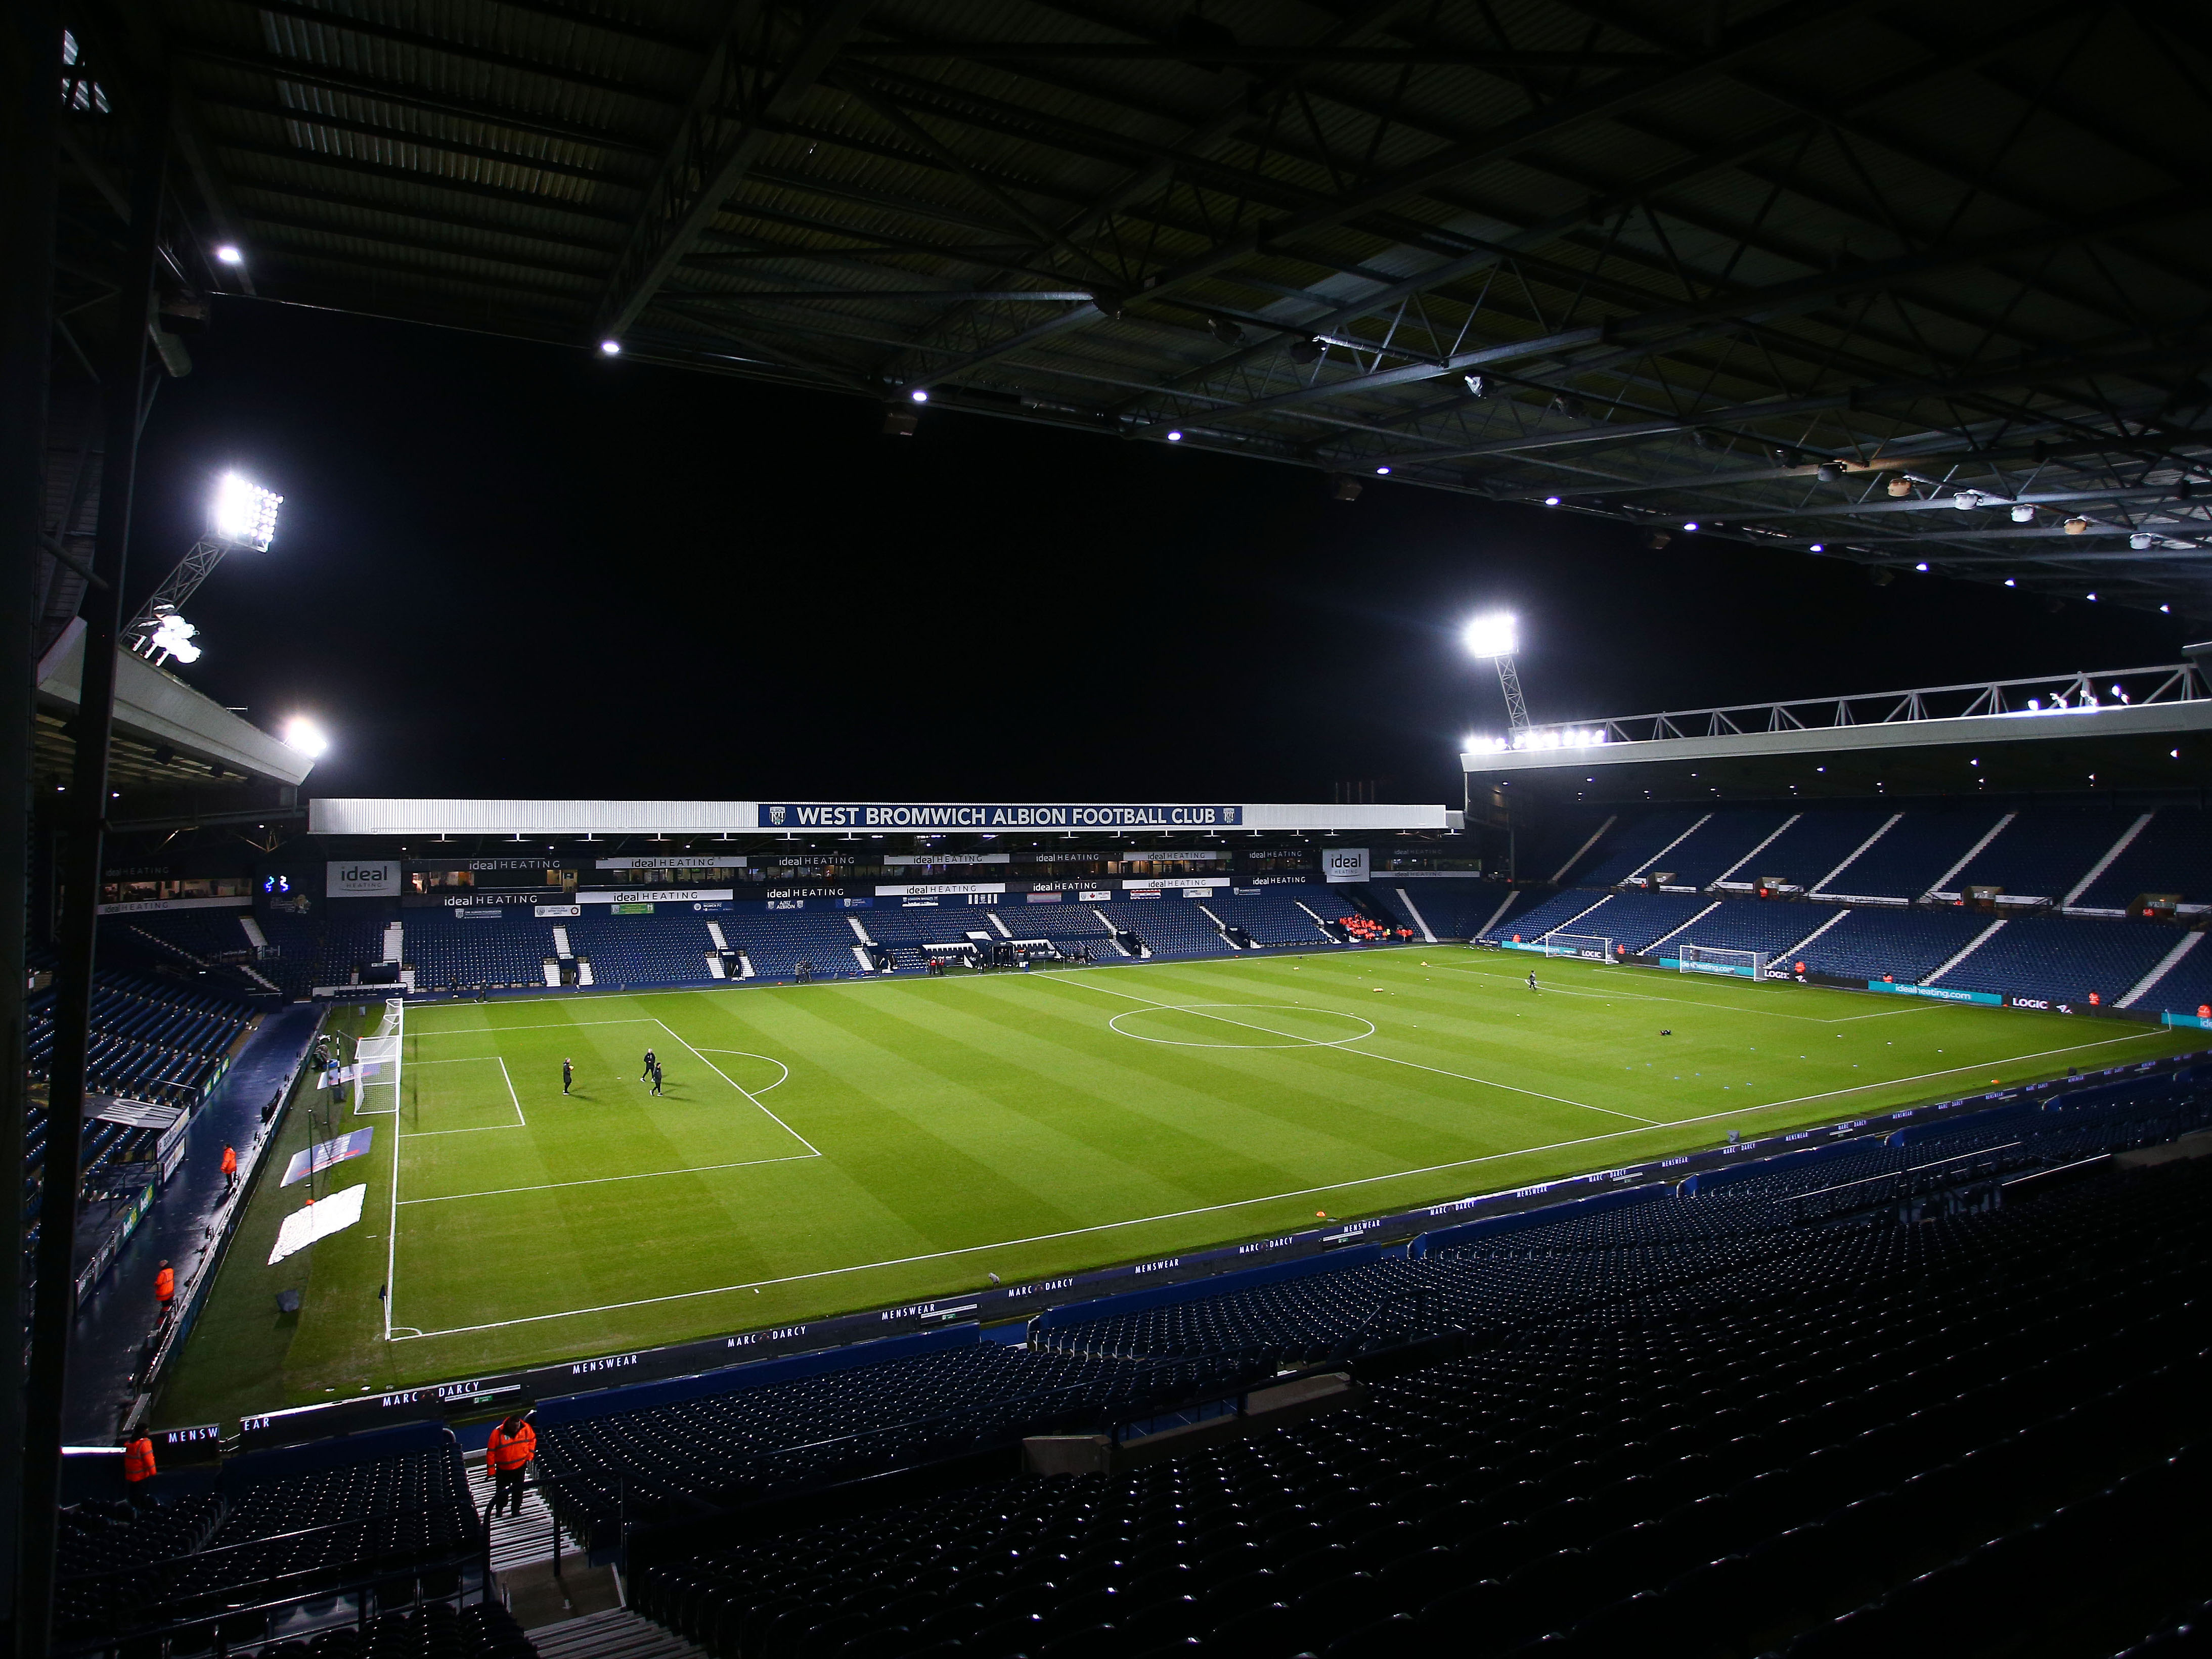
[17,66,168,1659]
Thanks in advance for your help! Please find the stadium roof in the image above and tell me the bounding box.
[1461,659,2212,798]
[306,798,1450,835]
[73,0,2207,615]
[34,619,318,795]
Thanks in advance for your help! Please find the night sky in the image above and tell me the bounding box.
[128,301,2194,808]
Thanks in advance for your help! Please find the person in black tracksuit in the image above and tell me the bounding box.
[641,1048,656,1082]
[562,1057,573,1095]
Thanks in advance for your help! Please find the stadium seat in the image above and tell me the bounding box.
[621,1093,2212,1659]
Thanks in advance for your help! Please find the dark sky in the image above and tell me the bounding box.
[129,301,2193,808]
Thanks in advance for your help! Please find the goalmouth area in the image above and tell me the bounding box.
[159,947,2204,1427]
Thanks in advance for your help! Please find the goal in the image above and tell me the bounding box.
[1541,932,1614,962]
[353,996,404,1116]
[1678,944,1768,979]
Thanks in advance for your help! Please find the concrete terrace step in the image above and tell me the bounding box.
[525,1609,705,1659]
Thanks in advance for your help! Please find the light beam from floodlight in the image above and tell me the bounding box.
[1463,612,1529,731]
[211,472,282,550]
[282,716,330,758]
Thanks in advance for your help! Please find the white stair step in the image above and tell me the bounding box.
[526,1609,704,1659]
[467,1462,558,1572]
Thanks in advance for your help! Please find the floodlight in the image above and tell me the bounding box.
[210,472,281,550]
[909,388,930,402]
[1165,429,1183,441]
[149,611,200,664]
[1463,612,1517,658]
[1542,496,1561,506]
[282,715,330,758]
[599,338,622,355]
[214,244,244,266]
[1914,561,1929,571]
[1809,542,1825,552]
[2011,504,2034,522]
[1375,465,1391,475]
[2131,532,2154,550]
[1682,520,1699,531]
[2005,578,2017,587]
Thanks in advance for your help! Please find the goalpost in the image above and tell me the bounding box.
[353,996,404,1116]
[1541,932,1614,962]
[1678,944,1768,979]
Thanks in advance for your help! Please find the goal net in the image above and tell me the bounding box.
[353,996,404,1116]
[1541,932,1614,961]
[1678,944,1768,979]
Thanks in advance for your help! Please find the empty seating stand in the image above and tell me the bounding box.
[538,1346,1260,1530]
[1093,898,1236,960]
[27,970,253,1109]
[2076,806,2212,911]
[1946,809,2132,902]
[56,1438,482,1648]
[1816,809,2005,900]
[1932,913,2182,1004]
[731,911,878,981]
[1208,887,1337,947]
[563,914,719,990]
[629,1077,2212,1659]
[1793,905,1991,982]
[405,910,556,992]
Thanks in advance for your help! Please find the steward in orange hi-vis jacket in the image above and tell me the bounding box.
[486,1414,537,1519]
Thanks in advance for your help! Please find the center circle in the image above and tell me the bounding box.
[1108,1003,1378,1049]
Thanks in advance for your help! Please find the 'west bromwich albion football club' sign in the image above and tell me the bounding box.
[761,803,1243,829]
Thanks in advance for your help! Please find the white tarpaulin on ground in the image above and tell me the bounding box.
[268,1183,366,1264]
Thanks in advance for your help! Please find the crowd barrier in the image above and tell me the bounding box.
[1032,1245,1386,1335]
[1409,1184,1659,1252]
[533,1325,975,1428]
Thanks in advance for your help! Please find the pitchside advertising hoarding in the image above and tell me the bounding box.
[759,802,1243,830]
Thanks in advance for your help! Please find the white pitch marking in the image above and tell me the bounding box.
[1425,958,1941,1022]
[411,1017,661,1035]
[388,1022,2159,1342]
[691,1050,791,1091]
[1072,978,1660,1126]
[396,1150,820,1205]
[651,1020,818,1155]
[394,1054,527,1135]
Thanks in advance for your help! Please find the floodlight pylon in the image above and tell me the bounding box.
[1493,654,1531,731]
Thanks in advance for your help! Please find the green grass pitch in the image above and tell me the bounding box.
[157,947,2199,1427]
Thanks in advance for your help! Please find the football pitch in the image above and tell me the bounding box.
[160,947,2200,1425]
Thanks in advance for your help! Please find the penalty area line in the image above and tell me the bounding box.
[654,1020,817,1155]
